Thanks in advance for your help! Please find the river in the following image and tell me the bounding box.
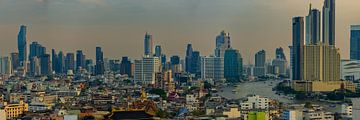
[215,80,342,113]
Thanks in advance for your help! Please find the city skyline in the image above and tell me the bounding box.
[0,0,360,63]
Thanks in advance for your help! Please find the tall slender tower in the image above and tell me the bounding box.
[185,44,193,73]
[310,9,321,45]
[305,4,312,45]
[144,32,154,56]
[292,17,304,80]
[323,0,335,45]
[18,25,27,68]
[95,47,105,75]
[215,31,231,57]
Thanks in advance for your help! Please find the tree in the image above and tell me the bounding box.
[149,88,167,99]
[304,102,312,108]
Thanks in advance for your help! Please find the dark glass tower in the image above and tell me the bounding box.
[323,0,335,45]
[224,48,243,82]
[350,25,360,60]
[65,53,75,72]
[95,47,105,75]
[144,32,153,56]
[292,17,304,80]
[185,44,193,73]
[18,25,27,67]
[76,50,86,71]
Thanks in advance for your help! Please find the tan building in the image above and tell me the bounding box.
[301,44,340,81]
[292,80,356,92]
[3,101,29,119]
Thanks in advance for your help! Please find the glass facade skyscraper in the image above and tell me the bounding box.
[144,32,154,56]
[95,47,105,75]
[350,25,360,60]
[224,48,243,81]
[323,0,335,45]
[292,17,304,80]
[17,25,27,67]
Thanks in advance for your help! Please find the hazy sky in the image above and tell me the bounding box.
[0,0,359,63]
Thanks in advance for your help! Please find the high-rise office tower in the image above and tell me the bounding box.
[65,53,75,73]
[40,54,51,75]
[350,25,360,60]
[310,9,321,45]
[95,47,105,75]
[144,32,154,56]
[134,57,160,85]
[0,56,13,76]
[76,50,85,71]
[276,47,286,60]
[171,56,180,65]
[224,48,243,81]
[10,53,19,71]
[323,0,335,45]
[305,4,312,45]
[85,59,94,73]
[170,55,182,74]
[120,57,133,77]
[29,42,46,60]
[302,44,340,81]
[215,31,231,57]
[254,50,266,76]
[201,56,224,81]
[185,44,193,73]
[52,49,65,74]
[292,17,304,80]
[155,45,162,57]
[191,51,201,76]
[58,51,65,73]
[17,25,27,67]
[29,57,41,76]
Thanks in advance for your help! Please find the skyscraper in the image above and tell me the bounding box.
[144,32,154,56]
[40,54,51,75]
[254,50,266,76]
[52,49,65,74]
[155,45,162,57]
[191,51,201,76]
[95,47,105,75]
[310,9,321,45]
[305,4,312,45]
[350,25,360,60]
[185,44,193,73]
[0,56,13,76]
[275,47,286,60]
[215,31,231,57]
[134,57,160,85]
[76,50,85,71]
[171,56,180,65]
[120,56,133,77]
[224,48,243,81]
[10,53,19,71]
[201,56,224,81]
[29,57,40,76]
[29,42,46,60]
[302,44,340,81]
[323,0,335,45]
[17,25,27,67]
[65,53,75,73]
[292,17,304,80]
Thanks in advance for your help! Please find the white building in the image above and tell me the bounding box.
[281,109,303,120]
[201,56,224,81]
[341,104,352,118]
[240,95,269,110]
[302,109,333,120]
[352,98,360,120]
[341,59,360,81]
[134,57,160,85]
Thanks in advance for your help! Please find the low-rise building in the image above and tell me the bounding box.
[3,101,29,119]
[240,95,269,110]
